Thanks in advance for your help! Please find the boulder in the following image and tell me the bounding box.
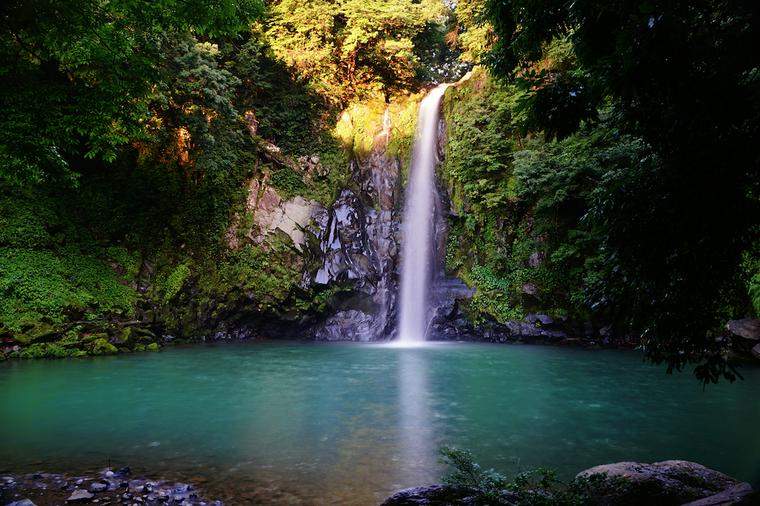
[752,343,760,360]
[726,319,760,340]
[576,460,750,506]
[379,485,479,505]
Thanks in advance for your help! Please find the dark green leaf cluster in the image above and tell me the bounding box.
[0,0,264,184]
[480,0,759,381]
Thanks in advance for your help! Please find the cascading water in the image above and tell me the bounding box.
[397,84,449,343]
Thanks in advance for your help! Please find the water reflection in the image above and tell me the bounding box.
[1,343,759,504]
[398,350,437,486]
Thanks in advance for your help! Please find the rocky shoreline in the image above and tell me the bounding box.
[0,468,221,506]
[3,460,756,506]
[381,460,759,506]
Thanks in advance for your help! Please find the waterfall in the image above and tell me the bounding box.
[397,84,449,343]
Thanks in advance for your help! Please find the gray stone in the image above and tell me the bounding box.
[5,500,38,506]
[752,343,760,360]
[314,310,376,342]
[726,319,760,340]
[66,489,94,502]
[681,482,754,505]
[576,460,744,505]
[88,482,108,493]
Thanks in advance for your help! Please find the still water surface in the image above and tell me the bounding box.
[1,342,759,504]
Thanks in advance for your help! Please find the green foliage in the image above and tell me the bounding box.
[0,0,263,184]
[91,337,118,355]
[199,238,303,314]
[16,342,86,359]
[466,265,521,323]
[334,94,421,162]
[0,247,136,333]
[451,0,493,64]
[442,68,516,214]
[107,247,142,279]
[266,0,445,105]
[162,263,192,304]
[483,0,759,381]
[269,166,307,199]
[439,446,610,506]
[440,447,510,502]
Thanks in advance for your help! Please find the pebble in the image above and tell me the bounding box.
[67,488,95,502]
[1,468,222,506]
[90,482,109,493]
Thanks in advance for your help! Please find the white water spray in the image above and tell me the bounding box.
[397,84,449,343]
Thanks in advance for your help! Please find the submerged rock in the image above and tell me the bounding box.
[576,460,751,506]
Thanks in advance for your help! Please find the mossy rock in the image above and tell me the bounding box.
[91,338,118,355]
[118,326,135,343]
[134,327,157,339]
[15,322,60,344]
[146,342,160,352]
[134,344,146,352]
[81,332,109,343]
[18,342,81,359]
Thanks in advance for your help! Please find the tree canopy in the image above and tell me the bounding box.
[483,0,760,381]
[0,0,263,184]
[265,0,445,105]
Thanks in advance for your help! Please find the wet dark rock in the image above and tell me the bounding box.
[66,489,94,502]
[752,343,760,360]
[380,485,479,505]
[309,188,400,341]
[525,313,553,326]
[314,310,376,341]
[576,460,750,506]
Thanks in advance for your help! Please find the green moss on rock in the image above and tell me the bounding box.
[91,338,118,355]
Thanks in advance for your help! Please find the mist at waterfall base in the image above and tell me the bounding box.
[397,84,449,345]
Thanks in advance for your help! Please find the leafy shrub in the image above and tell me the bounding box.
[0,247,136,332]
[440,447,616,506]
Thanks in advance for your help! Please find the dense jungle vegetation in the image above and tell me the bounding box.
[0,0,757,382]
